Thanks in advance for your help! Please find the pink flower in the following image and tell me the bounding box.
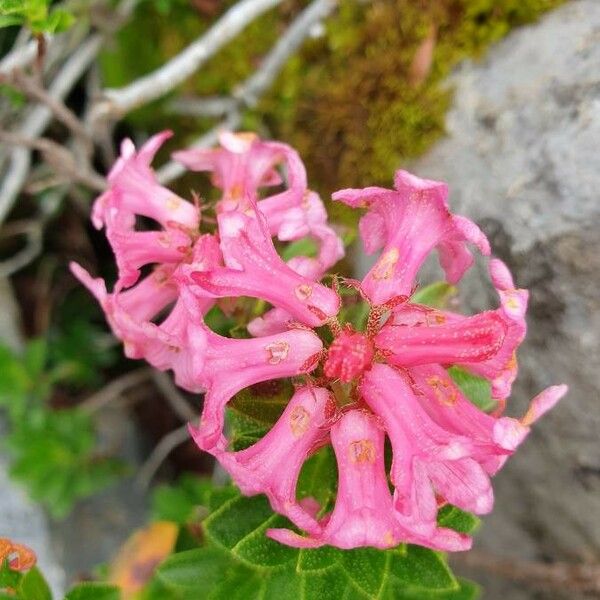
[267,409,471,551]
[194,386,334,533]
[332,170,490,305]
[75,132,566,553]
[190,327,323,449]
[185,211,340,327]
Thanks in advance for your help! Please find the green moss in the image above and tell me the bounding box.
[100,0,565,202]
[256,0,566,195]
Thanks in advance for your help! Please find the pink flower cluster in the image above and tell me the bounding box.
[72,131,566,552]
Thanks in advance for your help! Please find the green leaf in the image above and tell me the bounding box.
[412,282,457,309]
[437,505,480,534]
[144,479,477,599]
[340,548,388,597]
[296,546,340,572]
[152,475,214,524]
[17,567,52,600]
[64,582,121,600]
[300,566,355,600]
[157,547,232,593]
[229,379,293,427]
[296,445,337,510]
[448,366,496,412]
[389,546,457,592]
[0,560,22,591]
[204,495,296,568]
[281,238,318,261]
[389,578,480,599]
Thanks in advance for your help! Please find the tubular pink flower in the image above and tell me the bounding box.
[73,130,566,554]
[333,170,490,305]
[93,131,200,288]
[173,131,305,216]
[262,190,344,279]
[375,311,507,368]
[361,365,493,520]
[70,264,210,392]
[389,259,527,400]
[267,409,471,551]
[187,211,340,327]
[70,234,221,392]
[191,328,323,450]
[193,387,333,534]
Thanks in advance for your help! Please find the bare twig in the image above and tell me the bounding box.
[0,37,54,75]
[0,34,103,225]
[152,371,197,422]
[92,0,285,121]
[0,131,106,191]
[0,220,42,278]
[0,72,94,156]
[136,424,191,489]
[158,0,337,184]
[454,551,600,595]
[235,0,335,107]
[168,95,236,118]
[80,367,153,413]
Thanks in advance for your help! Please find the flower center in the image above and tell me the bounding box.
[324,326,375,383]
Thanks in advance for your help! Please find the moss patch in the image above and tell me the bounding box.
[101,0,565,205]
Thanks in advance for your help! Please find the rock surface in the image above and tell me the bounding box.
[410,1,600,597]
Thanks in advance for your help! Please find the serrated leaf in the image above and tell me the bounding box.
[389,577,480,600]
[296,546,340,572]
[64,582,121,600]
[204,495,296,567]
[300,566,354,600]
[448,367,496,412]
[389,546,457,592]
[229,379,293,426]
[207,565,259,600]
[157,547,231,593]
[437,505,480,534]
[340,548,387,598]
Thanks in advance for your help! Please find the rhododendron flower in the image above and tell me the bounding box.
[75,130,566,553]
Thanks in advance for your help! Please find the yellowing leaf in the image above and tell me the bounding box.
[109,521,178,598]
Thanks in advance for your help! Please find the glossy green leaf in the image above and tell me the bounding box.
[204,495,296,567]
[296,445,337,510]
[64,582,122,600]
[389,546,457,592]
[437,505,480,534]
[17,567,52,600]
[448,367,496,412]
[157,547,232,592]
[229,379,293,427]
[411,282,457,309]
[340,548,388,597]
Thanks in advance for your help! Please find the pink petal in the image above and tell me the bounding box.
[333,170,490,304]
[376,311,507,367]
[191,329,323,449]
[188,212,340,327]
[197,386,333,534]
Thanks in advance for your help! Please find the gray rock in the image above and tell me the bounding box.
[410,1,600,597]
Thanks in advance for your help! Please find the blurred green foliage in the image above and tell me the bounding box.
[0,336,125,519]
[0,0,74,33]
